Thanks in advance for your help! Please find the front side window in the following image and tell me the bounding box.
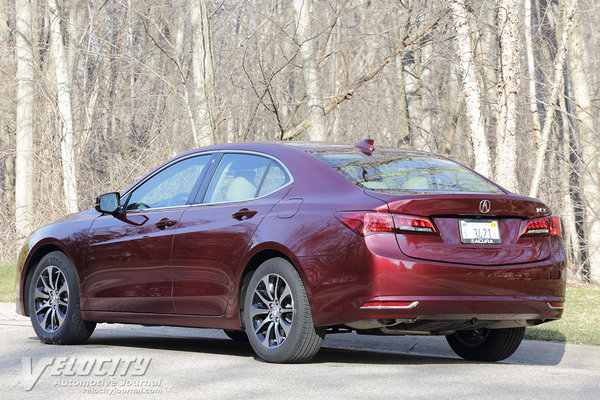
[314,151,504,194]
[203,154,272,203]
[126,155,210,210]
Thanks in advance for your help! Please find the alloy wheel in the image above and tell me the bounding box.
[34,265,69,333]
[249,273,294,348]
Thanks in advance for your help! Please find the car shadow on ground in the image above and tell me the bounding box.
[85,334,462,365]
[81,329,566,367]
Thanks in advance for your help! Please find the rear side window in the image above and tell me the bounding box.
[258,162,290,197]
[204,154,271,203]
[315,152,503,194]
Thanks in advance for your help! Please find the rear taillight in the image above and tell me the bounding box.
[335,212,436,236]
[522,216,562,238]
[392,214,436,233]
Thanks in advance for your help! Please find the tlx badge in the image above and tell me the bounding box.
[479,200,491,214]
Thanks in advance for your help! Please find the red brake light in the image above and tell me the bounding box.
[393,214,436,233]
[355,138,375,155]
[335,212,394,235]
[522,216,562,238]
[335,212,436,236]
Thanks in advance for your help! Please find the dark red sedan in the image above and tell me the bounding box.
[16,140,566,363]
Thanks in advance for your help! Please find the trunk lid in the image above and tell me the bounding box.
[367,191,552,266]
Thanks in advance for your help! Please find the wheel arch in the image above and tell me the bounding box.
[236,245,309,329]
[21,243,77,316]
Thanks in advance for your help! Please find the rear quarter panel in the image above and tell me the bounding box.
[237,148,387,327]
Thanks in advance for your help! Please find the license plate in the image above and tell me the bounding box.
[459,219,501,244]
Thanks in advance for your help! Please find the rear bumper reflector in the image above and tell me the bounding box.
[548,301,564,309]
[360,301,419,310]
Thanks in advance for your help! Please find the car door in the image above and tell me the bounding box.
[83,154,212,313]
[171,152,292,315]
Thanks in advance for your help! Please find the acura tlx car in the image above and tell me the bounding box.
[15,140,566,363]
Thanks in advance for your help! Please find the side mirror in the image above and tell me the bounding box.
[95,192,121,215]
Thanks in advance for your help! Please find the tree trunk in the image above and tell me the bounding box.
[495,0,521,192]
[567,0,600,285]
[403,50,424,149]
[49,0,79,214]
[450,0,491,177]
[0,1,14,210]
[191,0,216,147]
[293,0,326,141]
[420,42,433,150]
[524,0,541,150]
[15,0,35,238]
[394,6,410,146]
[396,54,410,147]
[1,125,15,210]
[282,11,446,141]
[558,86,582,277]
[529,0,576,198]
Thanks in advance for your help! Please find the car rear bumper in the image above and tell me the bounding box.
[343,295,563,333]
[301,233,567,329]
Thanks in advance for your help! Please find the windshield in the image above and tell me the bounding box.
[314,151,504,194]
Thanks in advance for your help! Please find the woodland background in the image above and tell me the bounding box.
[0,0,599,285]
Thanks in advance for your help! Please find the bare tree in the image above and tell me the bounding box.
[529,0,576,198]
[558,91,581,277]
[283,9,446,140]
[48,0,78,214]
[14,0,35,239]
[293,0,327,141]
[191,0,216,147]
[0,0,14,210]
[450,0,491,177]
[495,0,521,192]
[567,0,600,285]
[524,0,541,150]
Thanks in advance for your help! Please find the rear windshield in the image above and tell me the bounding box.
[314,152,504,194]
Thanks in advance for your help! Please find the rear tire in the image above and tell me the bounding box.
[28,251,96,345]
[243,258,325,363]
[446,327,525,361]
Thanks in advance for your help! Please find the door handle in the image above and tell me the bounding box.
[155,218,177,229]
[232,208,257,221]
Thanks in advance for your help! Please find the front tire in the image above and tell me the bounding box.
[28,251,96,344]
[243,258,325,363]
[446,327,525,361]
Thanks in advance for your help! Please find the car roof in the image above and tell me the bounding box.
[121,141,438,195]
[183,141,435,157]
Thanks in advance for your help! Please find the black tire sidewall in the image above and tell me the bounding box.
[28,251,84,344]
[243,258,314,363]
[446,327,525,361]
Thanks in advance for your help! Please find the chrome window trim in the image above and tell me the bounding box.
[123,205,192,214]
[120,149,294,212]
[192,181,293,208]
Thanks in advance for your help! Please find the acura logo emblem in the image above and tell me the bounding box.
[479,200,491,214]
